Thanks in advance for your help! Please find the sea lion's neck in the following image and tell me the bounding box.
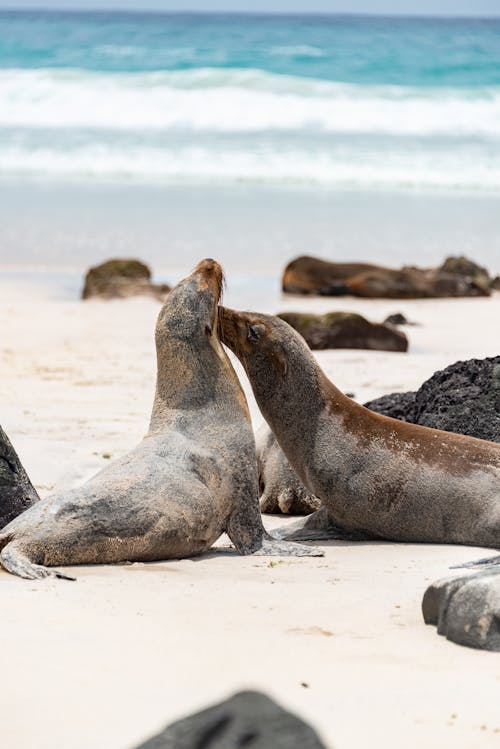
[250,350,352,485]
[148,343,250,434]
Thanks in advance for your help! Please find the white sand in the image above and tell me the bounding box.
[1,276,500,748]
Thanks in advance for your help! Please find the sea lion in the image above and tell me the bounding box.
[258,356,500,518]
[282,256,378,296]
[0,261,319,580]
[256,424,320,515]
[219,306,500,554]
[344,266,489,299]
[257,391,416,517]
[282,255,490,298]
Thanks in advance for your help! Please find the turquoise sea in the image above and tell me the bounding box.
[1,11,500,190]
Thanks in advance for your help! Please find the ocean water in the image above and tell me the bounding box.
[1,11,500,191]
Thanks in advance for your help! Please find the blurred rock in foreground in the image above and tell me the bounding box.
[134,691,327,749]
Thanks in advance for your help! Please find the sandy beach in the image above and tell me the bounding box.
[2,7,500,748]
[1,272,499,748]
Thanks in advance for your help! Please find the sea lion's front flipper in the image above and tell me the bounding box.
[451,555,500,570]
[272,507,375,542]
[226,500,323,557]
[0,542,76,581]
[252,532,323,557]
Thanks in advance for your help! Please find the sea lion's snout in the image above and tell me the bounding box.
[156,259,226,347]
[218,306,244,354]
[219,307,269,355]
[219,307,299,382]
[192,258,224,301]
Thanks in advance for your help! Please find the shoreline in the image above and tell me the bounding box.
[1,181,499,277]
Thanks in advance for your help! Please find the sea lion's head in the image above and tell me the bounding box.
[151,261,250,420]
[156,258,224,353]
[219,306,315,403]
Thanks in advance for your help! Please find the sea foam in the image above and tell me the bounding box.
[1,67,500,136]
[0,66,499,189]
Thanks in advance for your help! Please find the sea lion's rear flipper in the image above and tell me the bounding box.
[0,542,76,581]
[272,507,374,542]
[451,554,500,570]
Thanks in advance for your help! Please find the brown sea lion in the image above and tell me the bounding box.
[282,256,379,295]
[0,261,319,581]
[256,424,320,515]
[282,255,490,298]
[219,306,500,557]
[345,266,489,299]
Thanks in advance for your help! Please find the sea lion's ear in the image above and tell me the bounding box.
[275,348,288,377]
[247,323,266,343]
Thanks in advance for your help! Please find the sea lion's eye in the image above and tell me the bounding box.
[247,324,262,343]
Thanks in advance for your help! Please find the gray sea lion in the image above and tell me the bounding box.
[0,425,39,529]
[0,261,319,581]
[219,306,500,553]
[256,424,320,515]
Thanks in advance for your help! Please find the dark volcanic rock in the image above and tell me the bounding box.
[82,258,170,301]
[491,276,500,291]
[134,691,327,749]
[414,356,500,443]
[365,357,500,442]
[0,425,39,529]
[278,311,408,352]
[422,568,500,651]
[363,391,416,422]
